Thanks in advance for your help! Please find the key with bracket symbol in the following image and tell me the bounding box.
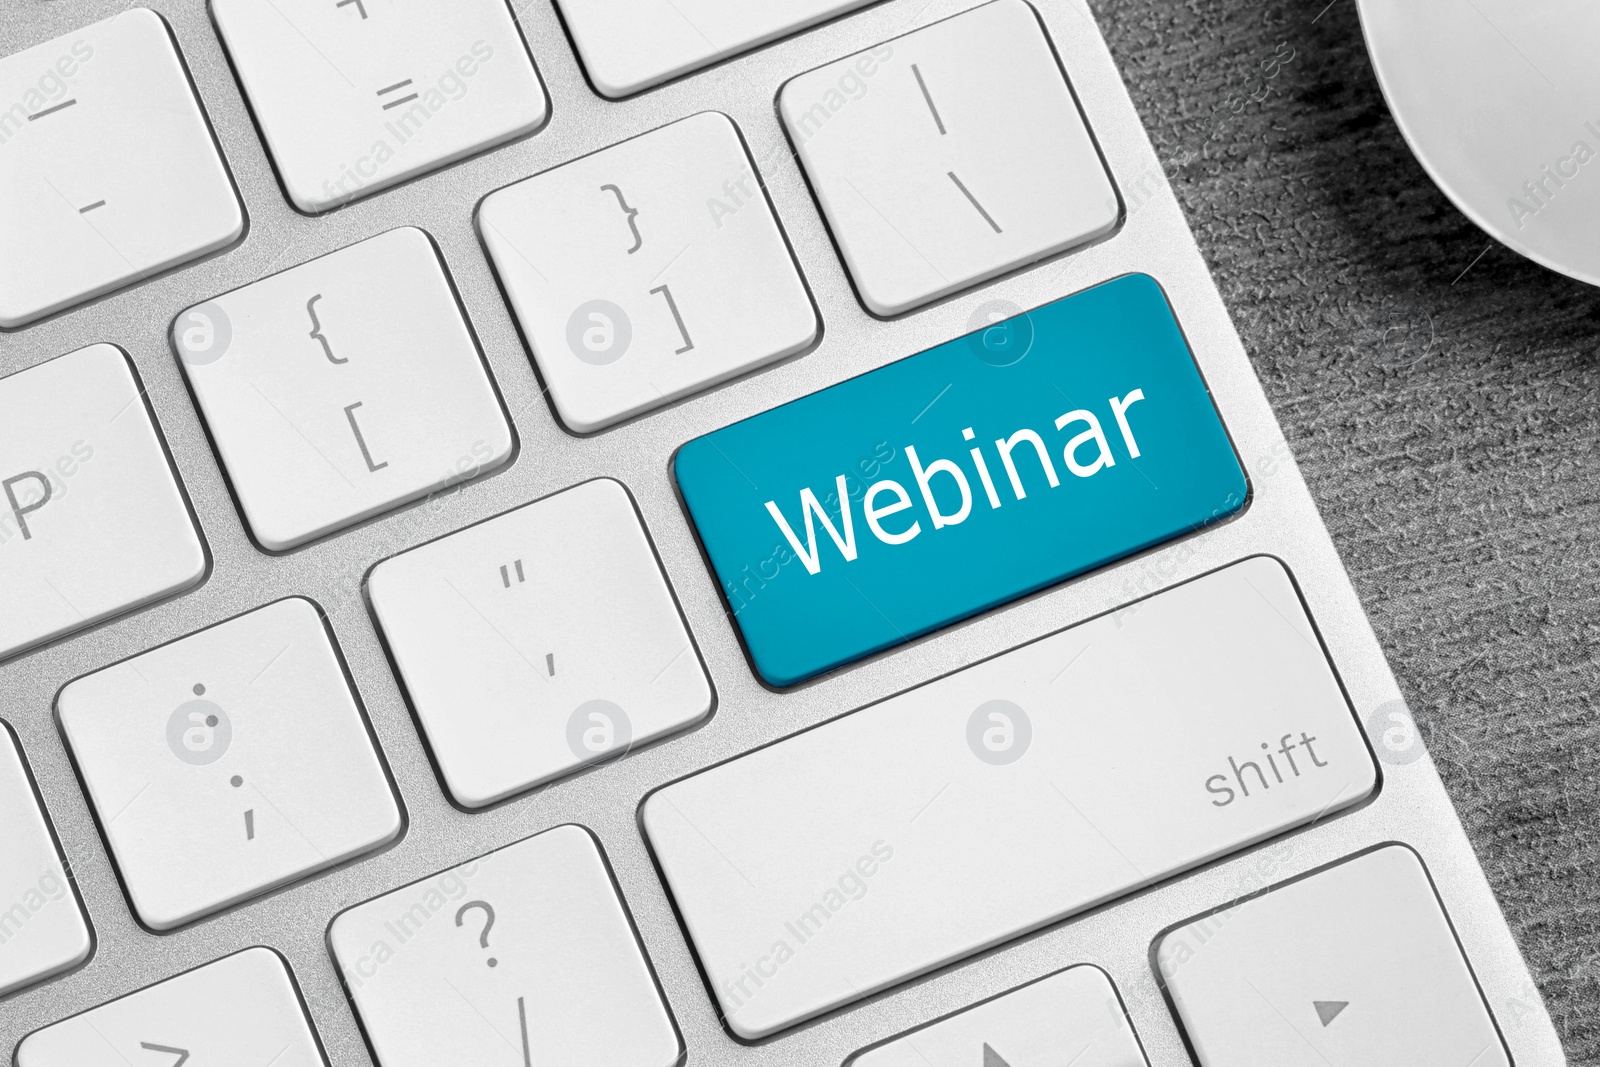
[174,228,513,550]
[479,112,816,432]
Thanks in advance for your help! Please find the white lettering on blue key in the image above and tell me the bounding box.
[674,274,1247,685]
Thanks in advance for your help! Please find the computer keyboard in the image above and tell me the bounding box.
[0,1,1568,1066]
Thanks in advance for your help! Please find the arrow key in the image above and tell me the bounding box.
[1156,846,1509,1067]
[848,965,1147,1067]
[17,948,324,1067]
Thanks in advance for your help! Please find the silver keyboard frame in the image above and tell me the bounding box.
[0,1,1567,1063]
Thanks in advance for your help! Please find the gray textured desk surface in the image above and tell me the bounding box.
[1096,0,1599,1058]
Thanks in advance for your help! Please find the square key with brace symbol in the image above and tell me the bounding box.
[211,0,548,212]
[779,0,1119,316]
[479,111,818,433]
[174,227,513,551]
[0,9,243,328]
[57,597,402,931]
[368,477,713,808]
[329,825,681,1067]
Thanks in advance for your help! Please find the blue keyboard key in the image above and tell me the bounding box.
[675,273,1248,686]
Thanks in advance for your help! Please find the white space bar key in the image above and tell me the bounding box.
[642,555,1379,1038]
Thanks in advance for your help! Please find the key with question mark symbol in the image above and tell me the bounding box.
[327,826,680,1066]
[454,900,498,967]
[456,900,531,1065]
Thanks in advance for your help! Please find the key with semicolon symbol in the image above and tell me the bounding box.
[1156,844,1510,1067]
[329,824,681,1067]
[479,111,817,432]
[15,947,325,1067]
[173,226,513,551]
[779,0,1118,315]
[0,9,243,327]
[0,344,205,662]
[368,477,712,808]
[848,966,1147,1067]
[210,0,547,211]
[57,597,401,930]
[0,723,91,998]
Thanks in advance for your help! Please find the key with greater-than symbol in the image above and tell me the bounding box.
[16,947,324,1066]
[1157,844,1509,1067]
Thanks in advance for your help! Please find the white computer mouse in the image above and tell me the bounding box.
[1357,0,1600,287]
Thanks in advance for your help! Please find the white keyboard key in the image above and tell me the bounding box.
[211,0,547,212]
[852,966,1146,1067]
[0,344,205,661]
[57,597,400,930]
[370,478,711,808]
[1157,845,1509,1067]
[330,824,681,1067]
[479,112,817,432]
[0,10,243,327]
[175,227,513,551]
[0,725,91,997]
[779,0,1118,316]
[556,0,877,97]
[644,557,1377,1038]
[17,946,324,1067]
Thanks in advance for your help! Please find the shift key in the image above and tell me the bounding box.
[643,556,1378,1038]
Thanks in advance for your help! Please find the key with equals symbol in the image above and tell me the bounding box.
[376,79,418,110]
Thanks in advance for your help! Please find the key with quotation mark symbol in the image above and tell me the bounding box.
[369,478,712,807]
